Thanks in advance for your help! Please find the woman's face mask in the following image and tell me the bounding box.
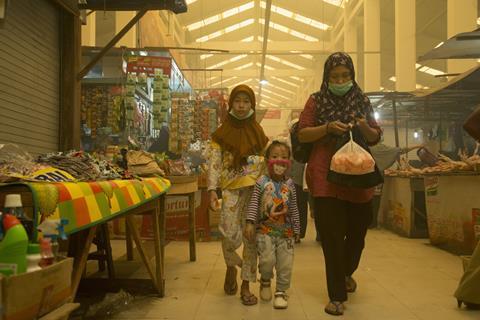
[267,159,291,176]
[328,80,353,96]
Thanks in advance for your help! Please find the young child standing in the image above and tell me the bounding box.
[244,141,301,309]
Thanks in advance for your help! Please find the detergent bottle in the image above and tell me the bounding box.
[0,214,28,275]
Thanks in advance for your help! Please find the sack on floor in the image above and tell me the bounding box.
[127,150,165,176]
[327,127,383,189]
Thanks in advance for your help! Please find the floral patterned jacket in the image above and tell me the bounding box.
[207,141,265,191]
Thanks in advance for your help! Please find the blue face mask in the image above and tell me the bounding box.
[328,80,353,96]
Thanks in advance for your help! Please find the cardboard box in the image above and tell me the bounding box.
[0,258,73,320]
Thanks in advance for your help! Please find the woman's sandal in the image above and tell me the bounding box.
[324,301,345,316]
[240,292,258,306]
[346,276,357,293]
[223,267,238,295]
[457,299,480,309]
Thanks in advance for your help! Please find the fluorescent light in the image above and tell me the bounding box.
[256,62,276,70]
[196,19,254,42]
[290,76,304,82]
[374,111,380,120]
[259,19,319,42]
[229,78,253,88]
[187,1,254,31]
[271,76,299,88]
[414,131,419,139]
[211,77,238,87]
[241,36,254,42]
[434,42,444,49]
[266,55,305,70]
[389,76,397,82]
[260,2,330,30]
[235,62,254,70]
[261,87,291,100]
[200,54,214,60]
[268,84,295,95]
[300,54,314,60]
[323,0,343,7]
[260,79,269,85]
[207,54,248,69]
[186,0,198,4]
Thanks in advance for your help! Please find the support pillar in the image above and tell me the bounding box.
[364,0,380,92]
[81,12,96,46]
[447,0,477,74]
[116,11,137,47]
[344,2,358,69]
[395,0,416,92]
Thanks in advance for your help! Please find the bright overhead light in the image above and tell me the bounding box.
[323,0,344,7]
[261,86,291,100]
[256,62,275,70]
[259,19,319,42]
[211,77,238,87]
[389,76,397,82]
[268,84,295,95]
[200,54,214,60]
[414,131,419,139]
[289,76,304,82]
[271,76,299,88]
[241,36,254,42]
[196,19,255,42]
[260,2,330,30]
[261,93,282,103]
[260,79,269,85]
[207,54,248,69]
[186,0,198,4]
[235,62,254,70]
[266,55,305,70]
[229,78,253,88]
[434,42,444,49]
[187,1,254,31]
[300,54,314,60]
[374,111,380,120]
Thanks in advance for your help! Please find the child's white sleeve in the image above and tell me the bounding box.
[302,164,308,192]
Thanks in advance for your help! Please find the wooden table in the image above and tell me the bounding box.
[126,175,198,262]
[0,180,169,298]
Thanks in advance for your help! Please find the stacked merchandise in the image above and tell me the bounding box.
[125,74,137,130]
[152,69,171,130]
[81,85,123,139]
[169,97,195,153]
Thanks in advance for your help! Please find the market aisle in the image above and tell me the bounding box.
[107,222,479,320]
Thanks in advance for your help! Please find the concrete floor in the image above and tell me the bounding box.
[93,220,478,320]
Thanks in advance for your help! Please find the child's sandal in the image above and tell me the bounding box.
[324,301,345,316]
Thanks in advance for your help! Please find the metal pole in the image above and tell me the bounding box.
[392,97,400,147]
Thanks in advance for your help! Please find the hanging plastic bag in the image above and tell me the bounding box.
[327,127,383,189]
[330,131,376,175]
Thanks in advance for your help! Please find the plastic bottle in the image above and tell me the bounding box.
[3,194,33,239]
[0,214,29,275]
[39,238,54,268]
[26,243,42,272]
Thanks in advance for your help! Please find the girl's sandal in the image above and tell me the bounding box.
[240,292,258,306]
[223,267,238,295]
[324,301,345,316]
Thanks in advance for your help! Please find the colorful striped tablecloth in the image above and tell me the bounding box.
[26,177,170,235]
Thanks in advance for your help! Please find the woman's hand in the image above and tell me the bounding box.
[355,116,380,143]
[327,121,351,136]
[244,222,256,242]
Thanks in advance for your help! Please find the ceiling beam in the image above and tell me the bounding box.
[183,41,332,52]
[258,0,273,105]
[217,69,315,77]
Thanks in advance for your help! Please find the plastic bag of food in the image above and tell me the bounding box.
[330,131,376,175]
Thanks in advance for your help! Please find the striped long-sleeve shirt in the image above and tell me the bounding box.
[246,175,301,238]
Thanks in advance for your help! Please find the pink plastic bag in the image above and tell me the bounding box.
[330,131,376,175]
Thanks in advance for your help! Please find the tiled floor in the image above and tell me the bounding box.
[98,220,478,320]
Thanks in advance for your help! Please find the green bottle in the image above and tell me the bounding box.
[0,214,28,275]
